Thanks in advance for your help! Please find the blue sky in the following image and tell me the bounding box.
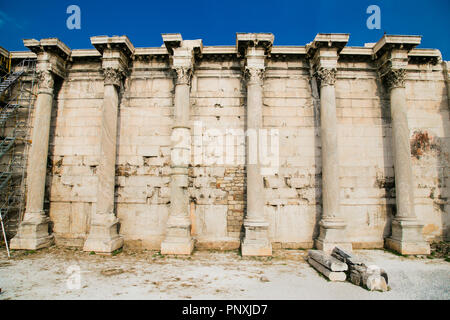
[1,0,449,59]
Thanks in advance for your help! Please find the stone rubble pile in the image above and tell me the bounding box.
[307,247,389,292]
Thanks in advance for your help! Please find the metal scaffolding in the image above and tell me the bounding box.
[0,58,36,257]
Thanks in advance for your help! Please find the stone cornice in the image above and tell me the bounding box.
[236,33,274,57]
[7,34,444,66]
[162,33,183,55]
[372,34,422,59]
[24,38,71,60]
[9,47,443,63]
[22,38,71,79]
[90,35,135,57]
[306,33,350,58]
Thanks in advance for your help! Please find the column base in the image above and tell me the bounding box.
[161,216,194,255]
[161,239,194,255]
[385,218,430,255]
[315,239,352,254]
[315,219,352,254]
[241,220,272,256]
[83,217,123,254]
[10,213,54,250]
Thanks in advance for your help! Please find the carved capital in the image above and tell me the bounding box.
[245,66,264,86]
[103,67,125,87]
[174,66,193,86]
[381,68,406,91]
[36,70,55,94]
[315,67,337,87]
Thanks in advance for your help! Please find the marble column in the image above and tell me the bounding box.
[161,65,194,255]
[305,34,352,253]
[314,66,352,253]
[83,67,124,253]
[161,37,201,255]
[382,64,430,255]
[10,69,55,250]
[241,44,272,256]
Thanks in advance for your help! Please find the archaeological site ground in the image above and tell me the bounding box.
[0,30,449,301]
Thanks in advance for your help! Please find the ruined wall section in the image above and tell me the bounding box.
[263,56,319,249]
[407,61,450,241]
[48,58,104,247]
[40,50,449,250]
[189,55,244,249]
[335,58,395,248]
[115,56,173,249]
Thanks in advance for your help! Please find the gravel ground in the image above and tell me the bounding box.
[0,247,448,300]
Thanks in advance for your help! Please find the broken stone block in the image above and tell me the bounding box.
[332,247,389,292]
[365,274,388,292]
[308,250,348,272]
[307,257,347,282]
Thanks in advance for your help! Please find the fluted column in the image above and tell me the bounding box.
[238,34,273,256]
[83,36,134,254]
[380,49,430,255]
[161,35,202,255]
[307,34,352,253]
[11,38,71,250]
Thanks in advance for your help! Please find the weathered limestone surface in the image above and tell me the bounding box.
[332,247,388,291]
[7,33,449,254]
[308,249,348,271]
[308,34,352,253]
[10,39,70,250]
[239,33,273,256]
[307,257,347,281]
[83,36,134,253]
[160,35,203,255]
[377,36,431,255]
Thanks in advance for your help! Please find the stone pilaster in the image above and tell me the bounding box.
[237,33,273,256]
[161,34,202,255]
[307,34,352,253]
[11,39,71,250]
[83,36,134,254]
[375,35,430,255]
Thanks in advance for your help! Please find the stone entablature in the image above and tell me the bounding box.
[6,33,449,255]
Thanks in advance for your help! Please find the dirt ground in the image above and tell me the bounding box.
[0,246,449,300]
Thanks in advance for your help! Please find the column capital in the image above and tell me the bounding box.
[373,35,421,91]
[307,34,349,87]
[315,67,337,87]
[173,65,193,86]
[91,36,134,87]
[162,34,203,86]
[36,70,55,94]
[24,38,71,81]
[244,66,265,86]
[236,33,273,86]
[103,66,127,87]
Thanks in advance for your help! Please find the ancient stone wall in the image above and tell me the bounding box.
[7,34,450,254]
